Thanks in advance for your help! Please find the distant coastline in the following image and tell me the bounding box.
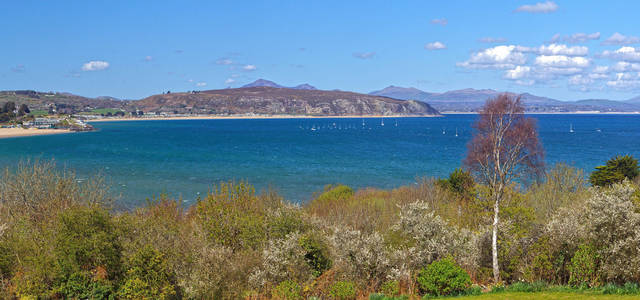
[0,127,72,139]
[441,111,640,115]
[87,114,442,122]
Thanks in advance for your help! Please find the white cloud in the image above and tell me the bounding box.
[537,44,588,56]
[568,74,594,86]
[216,58,234,65]
[81,60,109,71]
[457,45,527,69]
[550,32,600,44]
[353,52,376,59]
[243,64,257,71]
[478,37,508,43]
[611,61,640,72]
[606,72,640,90]
[504,66,531,80]
[144,56,153,62]
[430,18,448,26]
[535,55,590,68]
[602,33,640,46]
[225,78,235,84]
[196,82,207,87]
[515,1,558,13]
[601,47,640,62]
[425,41,446,50]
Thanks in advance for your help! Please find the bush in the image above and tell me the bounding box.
[590,155,640,187]
[417,257,471,297]
[568,244,600,287]
[272,280,302,299]
[55,271,115,299]
[117,245,177,299]
[299,232,332,277]
[329,281,356,300]
[380,280,400,296]
[54,207,122,280]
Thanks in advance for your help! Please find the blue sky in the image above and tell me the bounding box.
[1,0,639,100]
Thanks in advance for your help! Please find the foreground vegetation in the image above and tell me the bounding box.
[0,156,639,299]
[1,95,639,299]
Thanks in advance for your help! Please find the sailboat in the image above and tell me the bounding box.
[395,119,398,127]
[455,128,458,137]
[362,119,365,127]
[569,124,574,133]
[442,128,446,135]
[381,118,384,126]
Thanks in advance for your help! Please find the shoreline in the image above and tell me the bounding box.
[441,111,640,115]
[86,111,640,123]
[0,128,73,139]
[87,114,442,122]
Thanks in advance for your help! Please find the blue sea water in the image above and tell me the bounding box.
[1,114,639,206]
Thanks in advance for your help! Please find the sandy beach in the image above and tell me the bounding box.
[87,114,442,122]
[0,128,73,139]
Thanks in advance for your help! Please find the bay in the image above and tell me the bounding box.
[1,114,639,206]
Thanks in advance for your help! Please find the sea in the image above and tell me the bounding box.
[1,114,639,206]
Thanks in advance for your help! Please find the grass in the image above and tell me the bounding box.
[28,110,49,116]
[452,292,640,299]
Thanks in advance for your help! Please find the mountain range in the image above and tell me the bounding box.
[370,86,640,112]
[2,79,640,115]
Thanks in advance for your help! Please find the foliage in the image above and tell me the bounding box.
[380,280,400,296]
[569,244,601,287]
[299,232,332,277]
[272,280,303,300]
[118,245,178,299]
[417,257,471,297]
[329,281,356,300]
[54,207,122,280]
[437,168,475,197]
[590,155,640,187]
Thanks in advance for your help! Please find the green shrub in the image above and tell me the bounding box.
[437,168,475,197]
[590,155,640,187]
[505,281,547,292]
[380,280,400,296]
[329,281,356,300]
[272,280,302,300]
[55,271,115,299]
[568,244,600,287]
[299,233,332,277]
[55,207,122,279]
[117,245,177,299]
[417,257,471,297]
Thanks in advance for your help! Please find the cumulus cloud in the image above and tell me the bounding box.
[611,61,640,72]
[535,55,590,68]
[568,74,594,85]
[550,32,600,44]
[242,64,257,71]
[504,66,531,80]
[602,33,640,46]
[430,18,448,26]
[457,45,527,69]
[196,82,207,87]
[81,60,109,71]
[144,56,153,62]
[535,44,589,56]
[515,1,558,13]
[216,58,234,65]
[601,47,640,62]
[353,52,376,59]
[225,78,235,84]
[478,37,508,43]
[606,72,640,90]
[425,41,446,50]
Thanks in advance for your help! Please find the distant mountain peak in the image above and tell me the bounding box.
[242,79,284,88]
[241,79,317,90]
[292,83,316,90]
